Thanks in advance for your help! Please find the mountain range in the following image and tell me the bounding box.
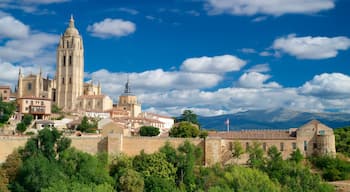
[198,108,350,131]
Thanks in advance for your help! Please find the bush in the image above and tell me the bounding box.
[16,122,26,134]
[139,126,160,136]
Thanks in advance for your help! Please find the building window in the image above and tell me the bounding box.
[262,143,267,151]
[3,90,7,94]
[292,142,297,150]
[280,143,284,151]
[63,56,66,66]
[27,83,32,91]
[41,101,44,106]
[304,141,307,151]
[319,130,325,135]
[66,41,69,48]
[69,55,72,66]
[62,77,65,84]
[313,143,318,149]
[25,100,28,104]
[69,77,72,84]
[25,107,28,111]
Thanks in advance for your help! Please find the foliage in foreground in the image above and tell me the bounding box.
[334,126,350,157]
[0,128,335,192]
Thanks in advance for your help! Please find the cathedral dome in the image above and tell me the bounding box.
[64,16,79,36]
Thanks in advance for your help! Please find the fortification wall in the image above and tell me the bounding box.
[115,136,204,156]
[69,135,106,155]
[205,138,297,165]
[0,136,29,163]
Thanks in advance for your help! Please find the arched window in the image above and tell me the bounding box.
[27,83,32,91]
[62,77,65,84]
[69,55,72,66]
[63,56,66,67]
[69,77,72,84]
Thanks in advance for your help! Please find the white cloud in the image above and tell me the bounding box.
[0,16,29,39]
[237,72,281,88]
[299,73,350,99]
[22,0,70,4]
[87,18,136,38]
[0,60,55,86]
[180,55,246,73]
[0,32,58,64]
[89,68,222,95]
[246,64,270,73]
[0,0,69,13]
[273,34,350,59]
[205,0,335,16]
[259,51,273,57]
[117,7,139,15]
[252,16,268,22]
[239,48,256,54]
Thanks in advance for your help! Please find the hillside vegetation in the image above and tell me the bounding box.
[0,128,335,192]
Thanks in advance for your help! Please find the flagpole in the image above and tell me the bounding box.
[226,118,230,132]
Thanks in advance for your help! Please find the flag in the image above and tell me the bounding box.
[225,118,230,125]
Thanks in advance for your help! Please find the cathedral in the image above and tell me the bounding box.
[16,16,113,118]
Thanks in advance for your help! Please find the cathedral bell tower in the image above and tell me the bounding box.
[56,16,84,111]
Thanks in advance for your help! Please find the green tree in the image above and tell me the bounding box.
[139,126,160,136]
[59,148,113,185]
[231,141,244,163]
[22,114,33,127]
[0,169,10,192]
[289,148,303,164]
[1,150,22,182]
[51,104,62,114]
[16,122,27,134]
[334,126,350,157]
[177,140,202,191]
[133,151,177,190]
[169,121,199,138]
[119,169,144,192]
[77,116,96,133]
[0,100,16,124]
[247,142,265,169]
[178,110,199,125]
[199,130,208,139]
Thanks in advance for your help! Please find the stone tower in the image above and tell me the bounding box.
[118,78,141,117]
[56,16,84,111]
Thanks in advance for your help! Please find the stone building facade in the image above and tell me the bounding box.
[0,86,11,102]
[15,16,112,115]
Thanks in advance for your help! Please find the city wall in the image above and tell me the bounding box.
[0,134,300,165]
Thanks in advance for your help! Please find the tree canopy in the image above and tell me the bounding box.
[139,126,160,136]
[177,110,199,125]
[169,121,200,138]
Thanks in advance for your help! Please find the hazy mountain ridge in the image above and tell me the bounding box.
[198,108,350,131]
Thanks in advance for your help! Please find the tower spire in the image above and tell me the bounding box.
[69,14,75,28]
[124,75,131,94]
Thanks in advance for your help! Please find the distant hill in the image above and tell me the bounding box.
[198,108,350,131]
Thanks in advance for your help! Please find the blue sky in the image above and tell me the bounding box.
[0,0,350,116]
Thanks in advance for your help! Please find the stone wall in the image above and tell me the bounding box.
[0,136,28,163]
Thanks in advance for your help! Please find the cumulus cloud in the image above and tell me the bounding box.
[237,72,281,88]
[180,55,246,73]
[0,60,55,86]
[205,0,335,16]
[239,48,256,54]
[0,16,29,39]
[0,0,69,13]
[90,69,222,96]
[0,32,58,64]
[87,18,136,38]
[273,34,350,59]
[299,73,350,99]
[245,64,270,73]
